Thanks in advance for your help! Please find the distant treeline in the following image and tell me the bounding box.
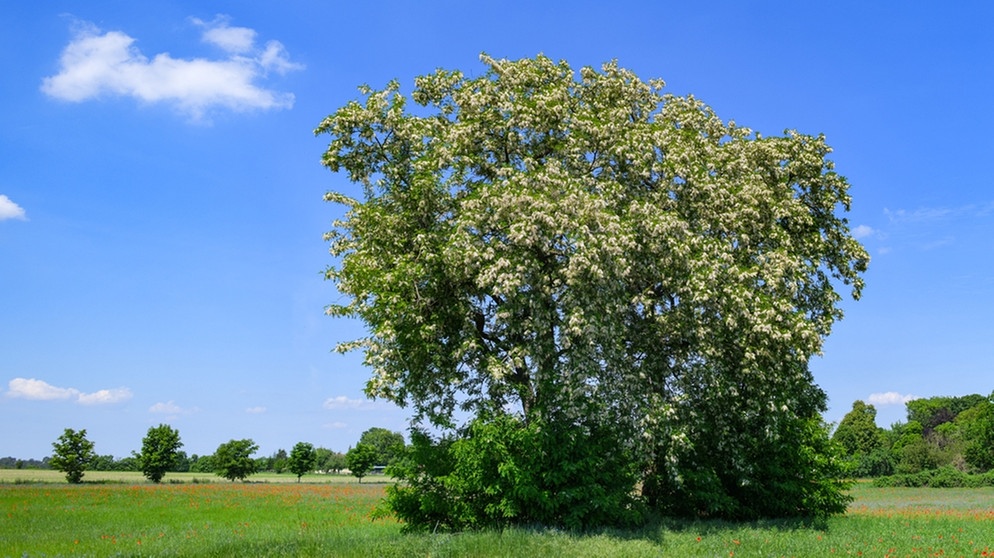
[0,449,349,474]
[833,392,994,478]
[0,457,49,469]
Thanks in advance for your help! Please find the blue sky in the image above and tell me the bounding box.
[2,2,993,460]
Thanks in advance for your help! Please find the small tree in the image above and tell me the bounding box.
[833,400,882,457]
[213,439,259,482]
[345,443,378,483]
[136,424,183,483]
[50,428,96,484]
[287,442,317,482]
[358,427,405,466]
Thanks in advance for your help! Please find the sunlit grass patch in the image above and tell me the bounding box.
[2,481,994,556]
[1,482,396,557]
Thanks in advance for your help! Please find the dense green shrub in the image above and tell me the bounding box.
[382,414,644,532]
[872,466,994,488]
[645,412,852,520]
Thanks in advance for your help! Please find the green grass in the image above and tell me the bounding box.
[2,478,994,557]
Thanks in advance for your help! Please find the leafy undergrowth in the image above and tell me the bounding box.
[2,482,994,556]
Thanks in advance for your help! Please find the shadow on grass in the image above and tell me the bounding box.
[555,513,832,548]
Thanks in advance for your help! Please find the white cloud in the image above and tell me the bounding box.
[5,377,131,404]
[323,421,348,429]
[0,195,26,221]
[41,17,303,121]
[149,400,196,415]
[7,378,76,400]
[245,406,267,414]
[194,16,256,54]
[867,391,918,406]
[851,224,875,240]
[77,387,133,405]
[322,395,376,410]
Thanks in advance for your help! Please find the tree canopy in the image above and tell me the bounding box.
[136,424,183,483]
[357,427,405,466]
[834,400,881,456]
[287,442,317,482]
[213,439,259,482]
[50,428,96,484]
[317,54,868,527]
[345,443,378,483]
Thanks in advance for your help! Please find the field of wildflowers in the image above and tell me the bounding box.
[2,479,993,556]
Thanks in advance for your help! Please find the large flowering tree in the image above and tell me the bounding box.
[317,54,868,527]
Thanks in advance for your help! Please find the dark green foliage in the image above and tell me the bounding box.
[136,424,183,483]
[357,428,405,466]
[833,400,882,456]
[90,454,137,471]
[894,440,940,475]
[213,439,259,482]
[173,451,191,472]
[644,411,851,520]
[906,394,987,433]
[384,415,645,532]
[345,443,378,483]
[848,447,895,478]
[960,400,994,471]
[49,428,96,484]
[287,442,317,481]
[0,457,47,469]
[266,449,289,473]
[315,448,346,473]
[872,466,994,488]
[189,453,215,473]
[869,395,994,475]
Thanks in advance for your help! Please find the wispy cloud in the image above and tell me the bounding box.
[323,421,348,429]
[77,388,134,405]
[41,16,303,121]
[5,377,132,404]
[195,15,256,54]
[867,391,918,406]
[245,406,267,414]
[884,202,994,225]
[322,395,378,410]
[884,207,954,223]
[149,400,196,415]
[851,224,875,240]
[0,195,26,221]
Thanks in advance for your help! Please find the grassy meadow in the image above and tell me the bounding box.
[3,475,994,557]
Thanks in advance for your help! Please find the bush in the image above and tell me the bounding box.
[872,466,994,488]
[645,414,851,520]
[382,414,644,532]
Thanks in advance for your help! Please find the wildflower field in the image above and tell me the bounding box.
[2,477,994,557]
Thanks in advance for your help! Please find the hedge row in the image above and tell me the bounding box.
[871,466,994,488]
